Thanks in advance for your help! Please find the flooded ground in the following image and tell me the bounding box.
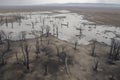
[0,10,120,45]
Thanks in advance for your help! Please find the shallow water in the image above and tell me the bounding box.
[0,10,120,45]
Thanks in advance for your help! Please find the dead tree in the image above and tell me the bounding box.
[0,32,2,44]
[21,42,31,70]
[108,75,116,80]
[65,56,69,74]
[61,22,69,28]
[19,31,26,41]
[35,38,40,58]
[20,41,26,65]
[0,31,12,51]
[4,32,12,51]
[15,52,19,64]
[31,22,34,29]
[0,16,3,22]
[93,58,99,71]
[40,34,43,46]
[0,30,5,44]
[58,50,71,74]
[52,24,55,35]
[91,40,96,56]
[109,38,115,59]
[56,26,59,38]
[61,46,65,53]
[39,29,43,46]
[0,51,6,65]
[0,45,7,65]
[109,38,120,61]
[0,16,3,26]
[43,18,45,27]
[76,27,84,39]
[43,62,48,76]
[18,16,21,26]
[71,36,78,50]
[40,26,44,36]
[19,31,27,64]
[46,26,50,37]
[46,38,51,46]
[56,46,60,56]
[5,17,8,27]
[39,16,41,22]
[29,12,32,19]
[74,41,78,50]
[24,43,31,70]
[114,45,120,60]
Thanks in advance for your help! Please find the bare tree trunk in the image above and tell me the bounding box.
[62,46,65,53]
[74,41,77,50]
[7,39,10,51]
[15,52,19,64]
[40,35,43,46]
[5,17,8,27]
[46,26,50,37]
[114,45,120,60]
[18,15,22,26]
[56,26,59,38]
[40,26,44,39]
[109,39,115,59]
[1,53,5,65]
[20,41,26,64]
[93,59,99,71]
[44,63,48,76]
[91,40,96,56]
[47,39,50,46]
[65,57,69,74]
[0,34,2,44]
[43,18,45,27]
[24,43,30,70]
[53,24,55,35]
[35,38,40,58]
[32,22,34,29]
[0,50,6,65]
[56,46,59,56]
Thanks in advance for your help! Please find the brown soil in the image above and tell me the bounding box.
[0,35,120,80]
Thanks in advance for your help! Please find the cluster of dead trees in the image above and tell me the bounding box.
[108,38,120,63]
[0,14,23,28]
[90,38,120,73]
[0,30,13,65]
[0,45,7,65]
[1,28,74,75]
[20,41,31,70]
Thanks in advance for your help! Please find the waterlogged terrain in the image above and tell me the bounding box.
[0,10,120,45]
[1,9,120,80]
